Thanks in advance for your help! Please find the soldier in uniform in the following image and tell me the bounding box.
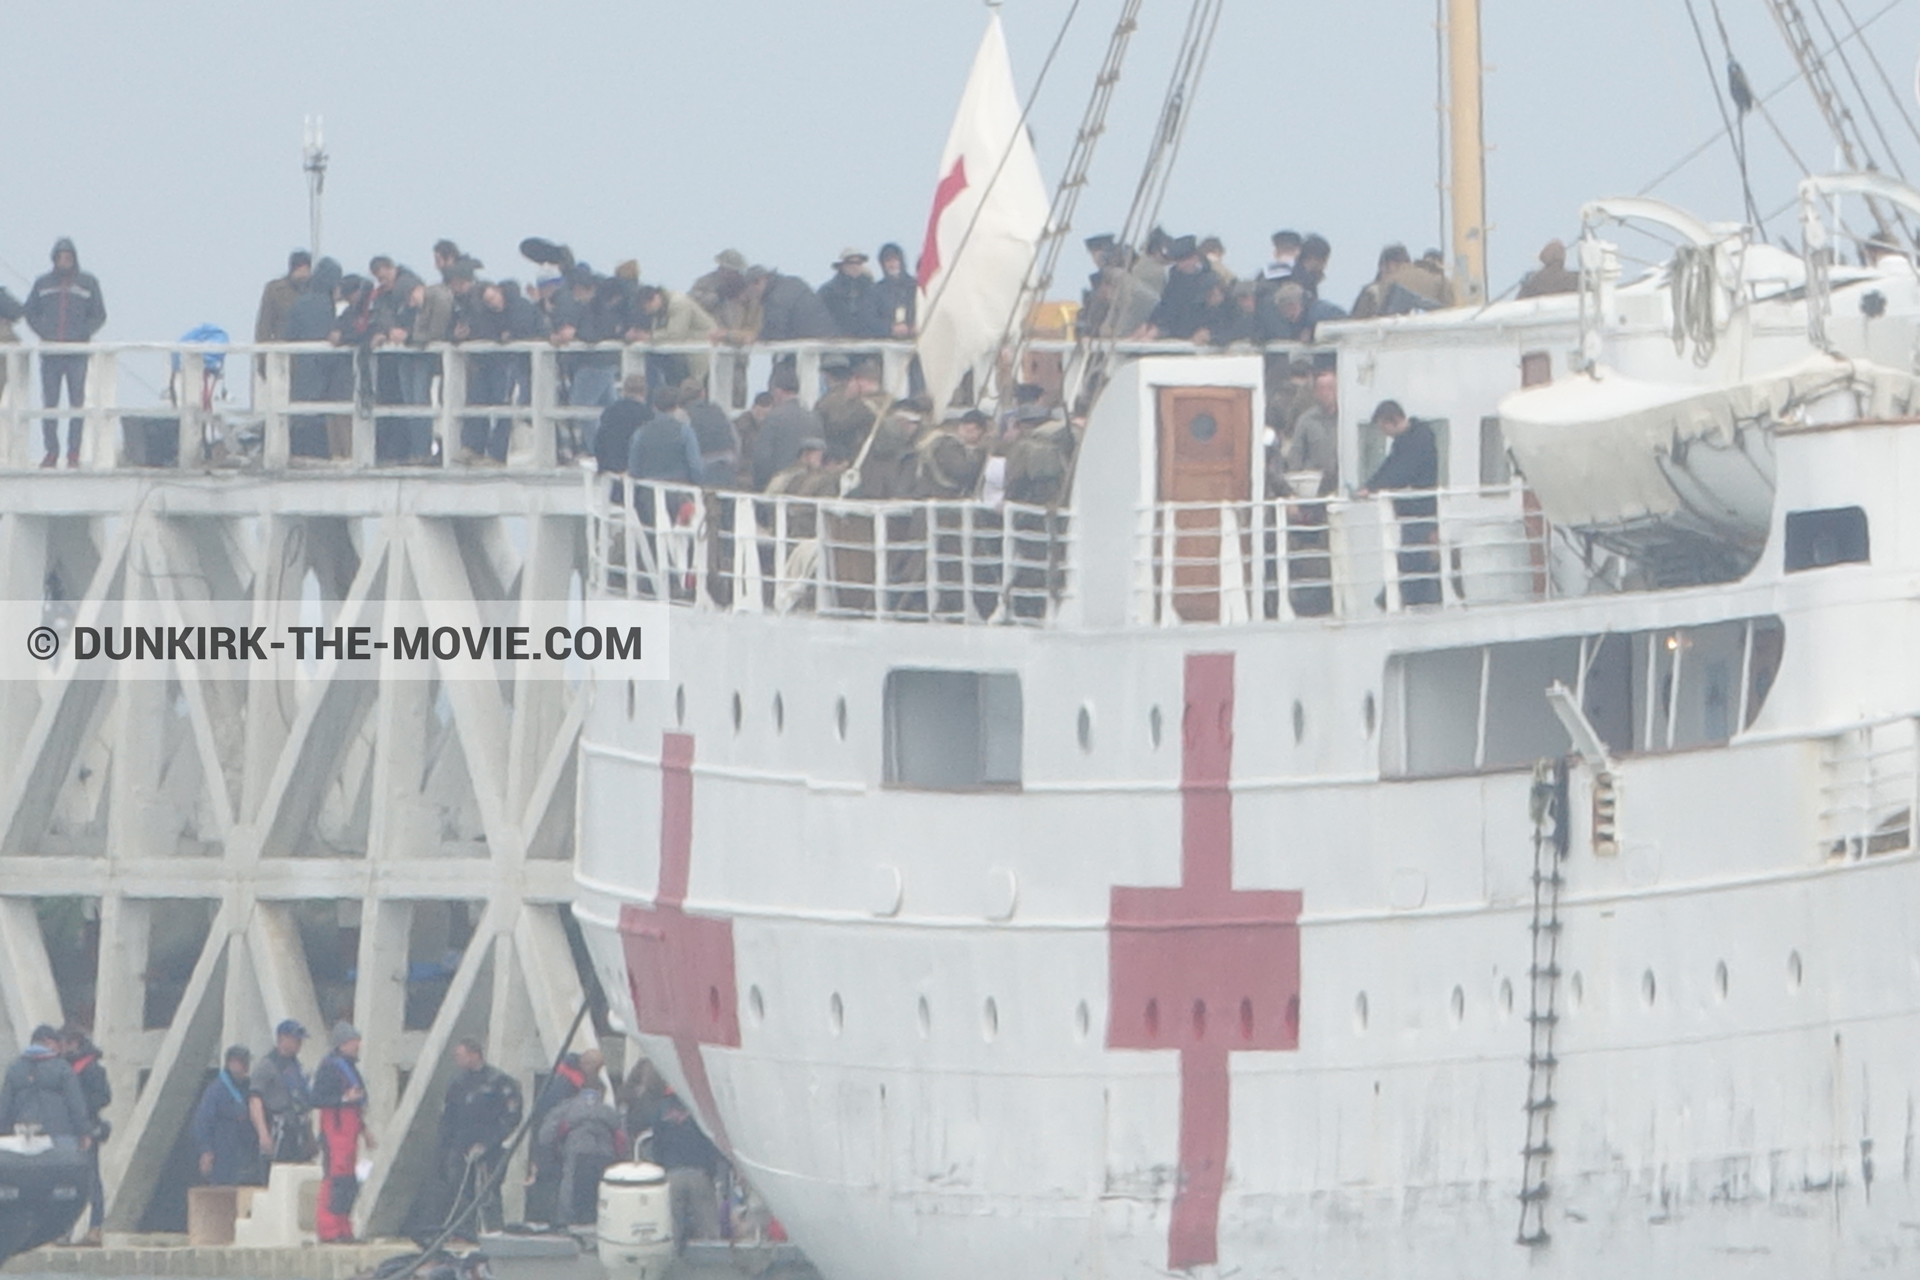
[816,358,890,465]
[1000,413,1076,619]
[412,1037,523,1242]
[850,397,933,500]
[912,410,988,499]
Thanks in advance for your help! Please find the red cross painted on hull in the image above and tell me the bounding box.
[619,732,740,1151]
[1108,652,1302,1271]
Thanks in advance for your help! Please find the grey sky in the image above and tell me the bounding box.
[6,0,1919,344]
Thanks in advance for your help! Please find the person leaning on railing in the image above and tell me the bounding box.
[1355,399,1442,607]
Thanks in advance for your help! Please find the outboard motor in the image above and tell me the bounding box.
[596,1160,674,1279]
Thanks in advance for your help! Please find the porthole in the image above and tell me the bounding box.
[1641,969,1657,1007]
[1449,985,1465,1026]
[748,985,765,1024]
[674,684,686,726]
[731,691,743,734]
[1077,704,1093,753]
[829,992,844,1034]
[1788,950,1803,990]
[1714,961,1729,1000]
[1144,998,1161,1038]
[1291,700,1306,744]
[834,695,848,741]
[1498,977,1514,1018]
[1237,997,1254,1041]
[982,997,1000,1042]
[1148,705,1163,749]
[1353,992,1369,1032]
[1074,1000,1091,1040]
[772,693,785,734]
[1363,692,1377,737]
[1189,411,1219,442]
[626,679,636,721]
[916,995,931,1039]
[1190,998,1208,1040]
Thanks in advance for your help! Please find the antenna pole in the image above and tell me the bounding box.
[1445,0,1488,304]
[302,115,329,257]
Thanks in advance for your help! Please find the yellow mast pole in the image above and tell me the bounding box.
[1446,0,1487,304]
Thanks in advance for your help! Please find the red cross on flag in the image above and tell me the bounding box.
[915,11,1049,412]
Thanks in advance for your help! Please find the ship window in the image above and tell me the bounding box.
[1784,506,1868,571]
[1483,639,1581,768]
[1478,416,1512,486]
[1386,616,1784,776]
[883,669,1022,790]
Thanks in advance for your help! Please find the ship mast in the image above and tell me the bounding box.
[1444,0,1488,304]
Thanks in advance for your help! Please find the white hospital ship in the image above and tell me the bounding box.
[569,170,1920,1278]
[570,8,1920,1275]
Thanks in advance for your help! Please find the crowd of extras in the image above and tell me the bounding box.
[0,1019,739,1247]
[0,228,1580,490]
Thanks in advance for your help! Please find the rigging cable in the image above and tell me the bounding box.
[1803,0,1908,179]
[1068,0,1227,408]
[1681,0,1766,234]
[994,0,1146,401]
[1635,0,1903,196]
[1827,0,1920,152]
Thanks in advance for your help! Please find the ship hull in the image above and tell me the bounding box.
[574,575,1920,1278]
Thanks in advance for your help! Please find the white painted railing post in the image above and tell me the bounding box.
[350,349,376,469]
[1378,496,1402,614]
[1158,507,1178,627]
[85,349,119,470]
[176,352,205,469]
[795,346,821,408]
[1,347,28,469]
[263,348,291,470]
[530,346,559,469]
[437,344,464,469]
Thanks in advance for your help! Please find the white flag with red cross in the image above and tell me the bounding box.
[915,12,1049,413]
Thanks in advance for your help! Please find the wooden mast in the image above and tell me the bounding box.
[1446,0,1488,304]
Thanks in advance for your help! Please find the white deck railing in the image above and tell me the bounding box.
[1134,486,1551,624]
[1816,717,1917,859]
[589,478,1073,626]
[0,336,1257,474]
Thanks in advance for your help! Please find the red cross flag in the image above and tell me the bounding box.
[915,12,1049,413]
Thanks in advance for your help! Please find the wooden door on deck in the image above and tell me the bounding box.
[1157,386,1252,622]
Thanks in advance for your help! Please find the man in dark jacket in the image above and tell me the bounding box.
[254,251,311,345]
[628,384,705,532]
[1357,399,1442,606]
[249,1019,313,1165]
[411,1037,522,1240]
[682,379,740,488]
[193,1046,264,1187]
[286,258,348,458]
[1135,237,1214,340]
[870,243,917,338]
[755,270,838,342]
[59,1025,110,1240]
[551,265,621,409]
[751,368,823,490]
[25,239,107,468]
[817,249,874,337]
[0,1026,88,1142]
[596,375,652,490]
[525,1053,587,1227]
[651,1094,722,1243]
